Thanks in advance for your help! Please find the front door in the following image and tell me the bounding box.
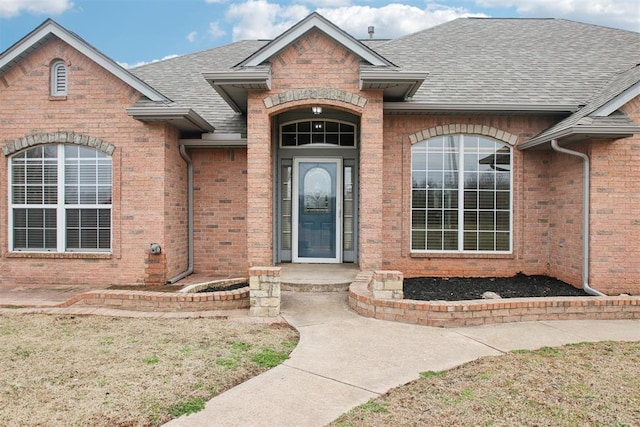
[293,158,342,263]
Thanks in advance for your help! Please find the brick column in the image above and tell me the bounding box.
[359,92,384,269]
[246,93,273,266]
[249,267,281,317]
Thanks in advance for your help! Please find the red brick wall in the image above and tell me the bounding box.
[192,148,248,276]
[588,94,640,294]
[163,126,189,280]
[0,37,177,287]
[547,149,584,286]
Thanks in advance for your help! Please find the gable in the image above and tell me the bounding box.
[0,19,168,103]
[239,12,393,68]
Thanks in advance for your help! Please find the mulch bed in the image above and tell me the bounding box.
[403,273,591,301]
[195,283,248,293]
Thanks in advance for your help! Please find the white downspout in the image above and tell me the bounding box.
[550,139,605,296]
[167,145,194,284]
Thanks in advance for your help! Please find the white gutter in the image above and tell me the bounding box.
[167,145,194,283]
[550,139,605,296]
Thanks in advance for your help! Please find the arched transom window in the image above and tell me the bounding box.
[411,134,512,252]
[9,144,112,252]
[280,120,356,147]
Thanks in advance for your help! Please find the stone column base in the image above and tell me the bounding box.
[372,270,404,300]
[249,267,281,317]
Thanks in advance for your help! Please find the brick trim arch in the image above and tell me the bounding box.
[2,132,115,156]
[408,124,518,146]
[263,88,367,109]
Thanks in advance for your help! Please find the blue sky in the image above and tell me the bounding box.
[1,0,639,68]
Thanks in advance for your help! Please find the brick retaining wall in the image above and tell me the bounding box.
[349,272,640,327]
[60,287,250,312]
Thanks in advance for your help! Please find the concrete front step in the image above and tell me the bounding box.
[278,263,360,293]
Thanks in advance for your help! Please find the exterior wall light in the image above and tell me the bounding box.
[311,106,322,115]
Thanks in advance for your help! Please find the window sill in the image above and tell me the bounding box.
[410,252,514,259]
[6,252,112,260]
[49,95,67,101]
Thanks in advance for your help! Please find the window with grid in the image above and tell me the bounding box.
[10,144,112,252]
[50,60,67,96]
[280,120,356,147]
[411,134,511,252]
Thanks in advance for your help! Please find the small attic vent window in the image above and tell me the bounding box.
[50,60,67,96]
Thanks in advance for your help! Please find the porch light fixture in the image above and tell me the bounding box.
[311,106,322,115]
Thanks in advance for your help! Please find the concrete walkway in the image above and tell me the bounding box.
[165,291,640,427]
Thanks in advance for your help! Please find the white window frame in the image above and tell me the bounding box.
[8,144,112,253]
[50,60,67,96]
[410,134,513,254]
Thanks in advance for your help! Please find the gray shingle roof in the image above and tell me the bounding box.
[130,17,640,136]
[376,18,640,107]
[131,40,267,134]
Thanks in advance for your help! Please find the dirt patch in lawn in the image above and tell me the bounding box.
[404,273,591,301]
[331,341,640,427]
[0,313,298,426]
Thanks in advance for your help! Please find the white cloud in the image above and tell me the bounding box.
[208,21,227,38]
[118,54,179,70]
[475,0,640,31]
[318,3,487,39]
[186,31,197,42]
[0,0,73,17]
[226,0,310,40]
[225,1,486,41]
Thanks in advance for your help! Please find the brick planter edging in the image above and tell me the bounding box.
[349,272,640,327]
[59,287,250,312]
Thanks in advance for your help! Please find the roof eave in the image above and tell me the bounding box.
[203,69,271,114]
[360,70,427,100]
[519,125,640,150]
[126,106,215,133]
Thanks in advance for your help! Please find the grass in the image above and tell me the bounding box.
[331,341,640,427]
[0,313,298,426]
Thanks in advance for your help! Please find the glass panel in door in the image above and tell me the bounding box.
[293,159,341,263]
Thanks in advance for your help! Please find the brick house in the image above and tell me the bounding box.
[1,13,639,296]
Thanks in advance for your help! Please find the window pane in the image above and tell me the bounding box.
[412,190,426,209]
[13,208,56,250]
[411,230,426,250]
[412,171,427,188]
[426,232,443,250]
[412,210,426,227]
[478,232,496,251]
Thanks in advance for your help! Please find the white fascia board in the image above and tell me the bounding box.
[202,69,271,88]
[0,20,168,102]
[384,102,579,113]
[519,124,640,150]
[592,81,640,117]
[360,70,427,98]
[240,13,392,67]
